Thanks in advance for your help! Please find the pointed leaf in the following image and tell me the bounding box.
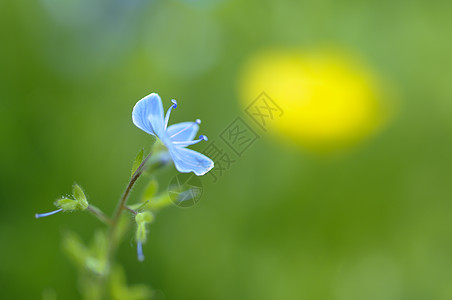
[131,149,144,177]
[110,265,153,300]
[141,178,158,202]
[55,198,78,211]
[72,184,88,209]
[72,184,86,202]
[63,231,89,267]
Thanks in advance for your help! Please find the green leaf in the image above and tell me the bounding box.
[72,183,88,209]
[80,276,103,300]
[91,230,108,259]
[130,193,172,212]
[86,230,108,275]
[73,183,86,202]
[55,195,88,211]
[142,178,158,202]
[63,231,90,267]
[131,149,144,177]
[145,194,172,211]
[85,257,108,276]
[55,198,78,210]
[110,265,153,300]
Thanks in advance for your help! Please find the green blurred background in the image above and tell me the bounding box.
[1,0,452,299]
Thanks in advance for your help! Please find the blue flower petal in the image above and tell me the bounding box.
[168,146,214,176]
[132,93,164,136]
[167,122,199,145]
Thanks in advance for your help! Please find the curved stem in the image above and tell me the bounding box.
[106,152,153,262]
[112,152,152,225]
[87,205,113,225]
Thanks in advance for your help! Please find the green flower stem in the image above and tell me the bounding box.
[87,205,113,225]
[107,152,153,261]
[82,151,153,299]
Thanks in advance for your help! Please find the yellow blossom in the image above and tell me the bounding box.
[239,49,393,153]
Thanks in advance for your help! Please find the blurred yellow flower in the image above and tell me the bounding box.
[239,49,392,153]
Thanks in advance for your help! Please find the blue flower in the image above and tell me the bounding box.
[132,93,214,176]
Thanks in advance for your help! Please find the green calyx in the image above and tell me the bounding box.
[55,184,89,211]
[135,211,153,224]
[135,212,154,242]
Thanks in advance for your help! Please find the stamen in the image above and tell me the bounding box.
[170,119,201,139]
[137,241,145,262]
[35,208,63,219]
[164,99,178,130]
[172,135,208,147]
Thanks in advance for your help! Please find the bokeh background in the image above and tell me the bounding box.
[1,0,452,299]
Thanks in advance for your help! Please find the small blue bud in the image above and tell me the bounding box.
[137,241,145,262]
